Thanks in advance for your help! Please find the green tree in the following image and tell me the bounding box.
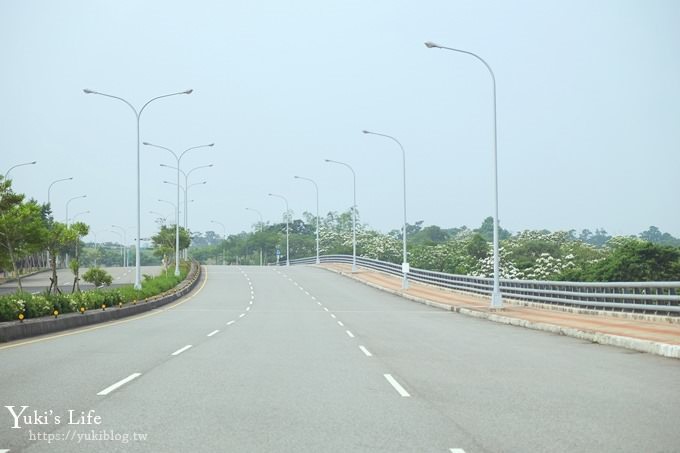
[82,267,113,287]
[0,196,46,291]
[588,239,680,281]
[152,225,191,262]
[44,221,77,294]
[475,216,510,242]
[69,222,90,292]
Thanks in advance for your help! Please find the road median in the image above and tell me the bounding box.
[0,263,202,343]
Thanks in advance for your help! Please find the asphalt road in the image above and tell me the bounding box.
[0,266,162,296]
[0,265,679,452]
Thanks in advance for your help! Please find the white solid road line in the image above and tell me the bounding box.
[97,373,142,396]
[337,321,344,327]
[207,330,219,337]
[346,330,355,338]
[450,449,466,453]
[384,374,410,397]
[171,345,193,356]
[358,345,372,357]
[227,320,235,326]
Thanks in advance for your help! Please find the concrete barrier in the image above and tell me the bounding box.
[0,262,202,343]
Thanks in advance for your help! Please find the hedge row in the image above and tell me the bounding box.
[0,264,189,322]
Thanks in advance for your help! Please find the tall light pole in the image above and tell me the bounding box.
[158,199,178,223]
[245,207,264,266]
[144,141,214,276]
[325,159,357,272]
[69,210,90,223]
[210,220,226,265]
[160,162,213,239]
[83,87,193,289]
[294,176,320,265]
[4,161,37,180]
[65,195,87,226]
[425,41,503,309]
[268,193,290,266]
[163,178,207,259]
[47,176,73,206]
[362,130,409,289]
[111,225,128,268]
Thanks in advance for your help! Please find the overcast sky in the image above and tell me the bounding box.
[2,0,679,245]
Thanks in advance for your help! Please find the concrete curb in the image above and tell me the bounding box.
[320,265,680,360]
[0,263,203,343]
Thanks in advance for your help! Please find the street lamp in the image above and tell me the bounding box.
[69,210,91,224]
[425,41,503,309]
[160,162,213,237]
[83,87,193,289]
[144,141,214,276]
[65,195,87,226]
[111,225,128,268]
[362,130,409,289]
[4,161,37,180]
[294,176,320,265]
[210,220,226,265]
[268,193,290,266]
[245,207,264,266]
[47,177,73,206]
[325,159,357,272]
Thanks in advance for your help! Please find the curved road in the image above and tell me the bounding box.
[0,265,678,452]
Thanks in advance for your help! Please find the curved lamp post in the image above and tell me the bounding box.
[83,87,193,289]
[245,207,264,266]
[424,41,503,309]
[294,176,320,265]
[47,176,73,206]
[160,162,213,237]
[65,195,87,226]
[363,130,409,288]
[210,220,227,265]
[144,141,213,276]
[268,193,290,266]
[325,159,357,272]
[4,161,37,180]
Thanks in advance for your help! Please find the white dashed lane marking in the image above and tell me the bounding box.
[384,374,410,397]
[97,373,142,396]
[171,345,193,356]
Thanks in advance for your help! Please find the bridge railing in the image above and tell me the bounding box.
[287,255,680,316]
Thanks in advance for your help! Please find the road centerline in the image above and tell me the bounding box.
[97,373,142,396]
[384,374,410,397]
[171,345,193,356]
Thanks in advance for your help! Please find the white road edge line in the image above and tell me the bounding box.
[207,330,219,337]
[358,345,372,357]
[384,374,410,397]
[345,330,355,338]
[97,373,142,396]
[227,320,235,326]
[171,345,193,356]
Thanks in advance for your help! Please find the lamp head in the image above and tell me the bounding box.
[30,161,37,164]
[362,130,370,134]
[294,176,300,179]
[208,143,215,147]
[424,41,440,49]
[184,89,194,94]
[142,142,151,146]
[83,89,94,94]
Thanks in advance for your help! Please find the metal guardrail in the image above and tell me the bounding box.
[288,255,680,316]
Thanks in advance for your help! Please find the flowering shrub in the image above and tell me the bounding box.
[0,263,191,322]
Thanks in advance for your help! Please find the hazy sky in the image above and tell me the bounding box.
[2,0,679,245]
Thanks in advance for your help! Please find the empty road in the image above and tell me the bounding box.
[1,265,678,452]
